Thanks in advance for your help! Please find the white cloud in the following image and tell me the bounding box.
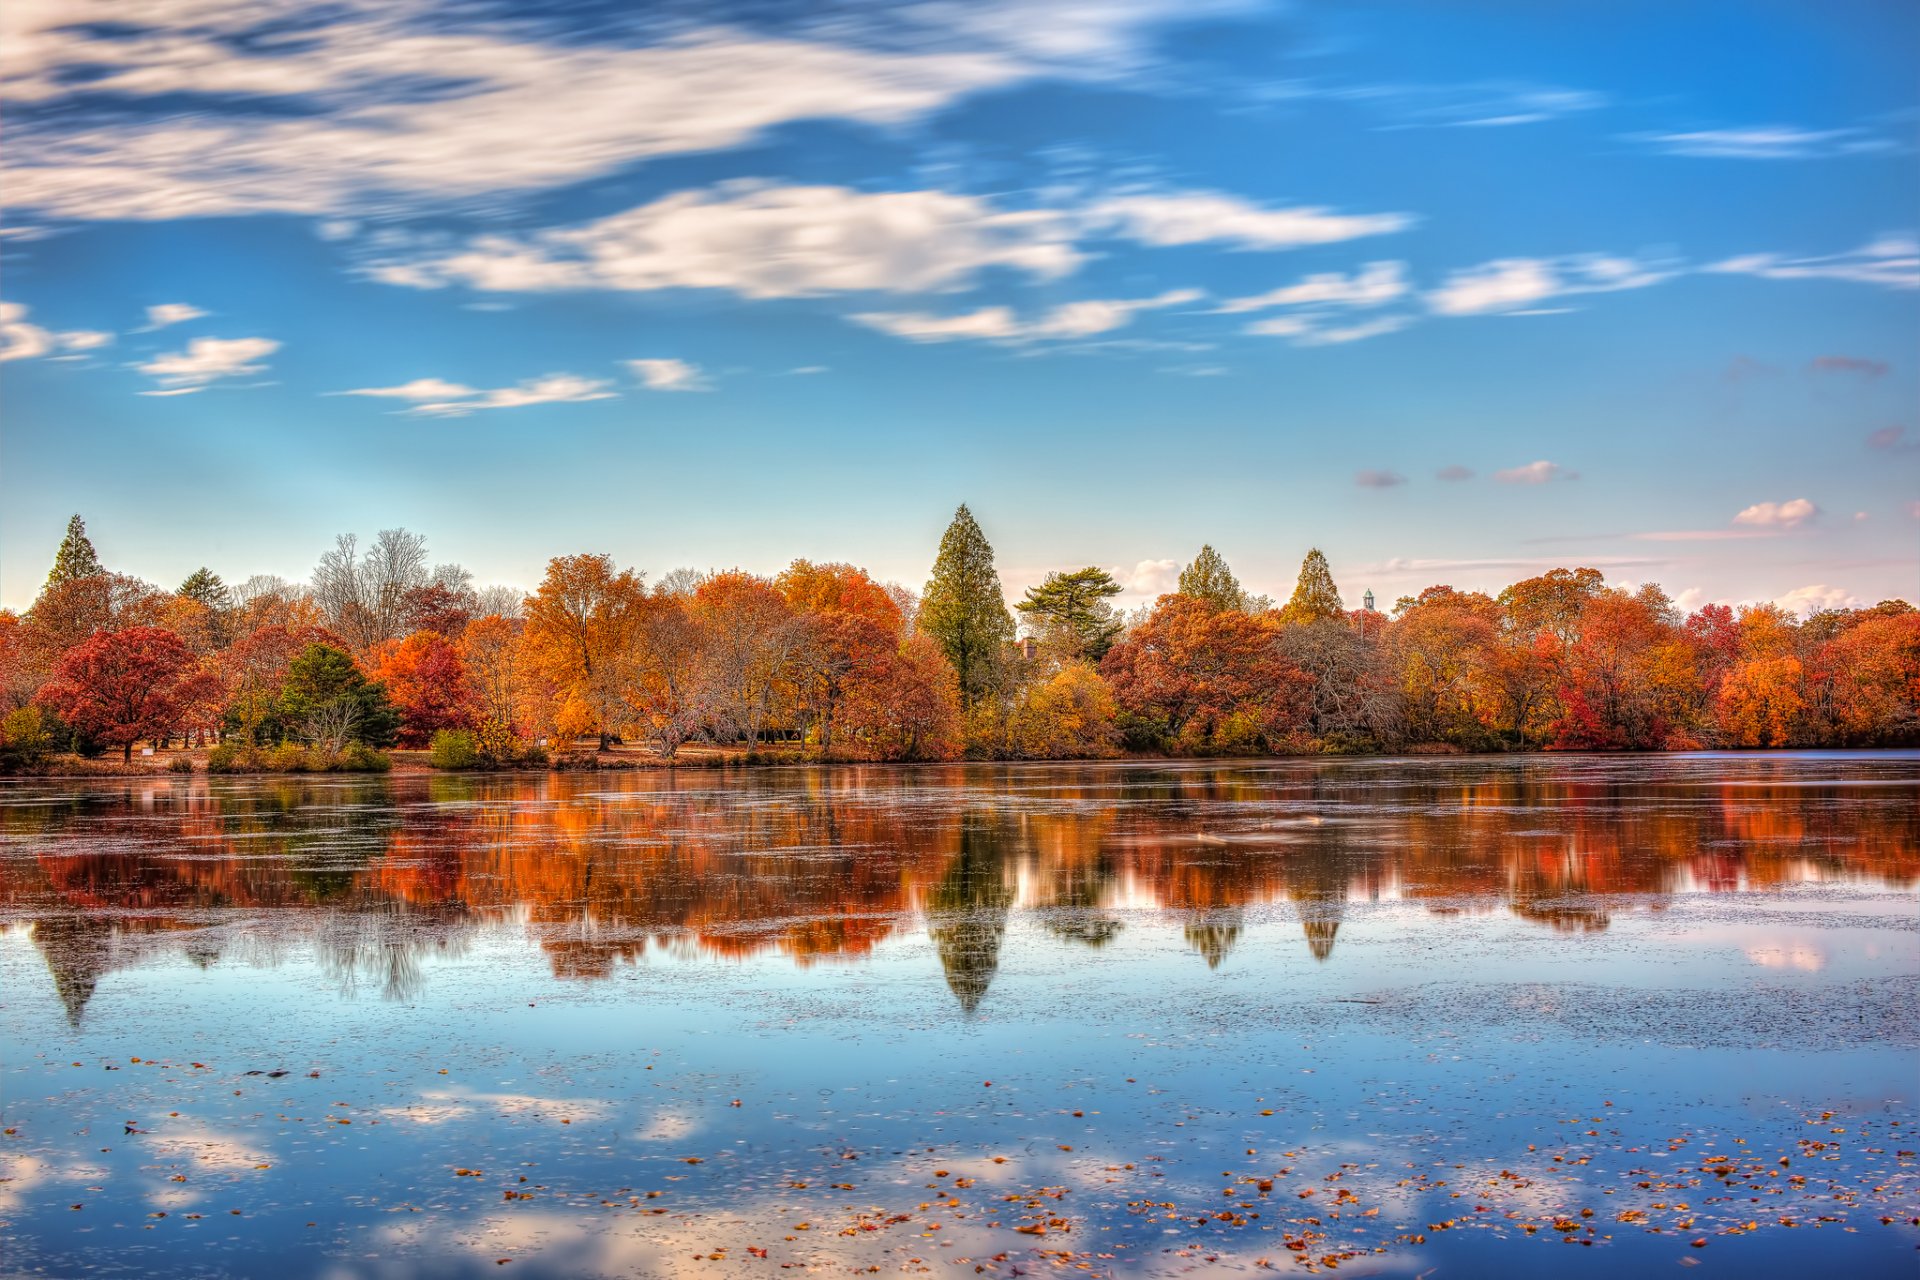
[1636,125,1895,159]
[374,183,1081,298]
[137,335,279,389]
[852,288,1199,344]
[338,373,616,416]
[0,301,115,362]
[336,378,480,401]
[1293,314,1412,345]
[1083,192,1414,250]
[0,2,1232,223]
[1215,261,1408,313]
[1426,254,1675,315]
[1732,497,1819,529]
[1114,558,1181,597]
[1773,584,1861,615]
[142,302,207,329]
[1493,460,1577,484]
[628,358,708,392]
[1705,235,1919,289]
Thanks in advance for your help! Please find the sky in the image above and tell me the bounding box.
[2,0,1916,615]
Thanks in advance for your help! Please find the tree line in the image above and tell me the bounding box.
[1,507,1915,769]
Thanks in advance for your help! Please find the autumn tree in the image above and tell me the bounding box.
[779,561,903,755]
[521,553,646,749]
[457,615,531,758]
[219,623,342,744]
[369,631,475,747]
[838,632,963,760]
[1276,620,1402,745]
[1280,548,1344,626]
[1016,567,1124,661]
[693,572,799,751]
[1549,587,1693,749]
[1004,663,1120,758]
[1500,567,1607,644]
[1100,595,1303,752]
[1386,587,1501,745]
[623,592,714,758]
[1177,545,1248,612]
[920,505,1014,707]
[35,626,194,761]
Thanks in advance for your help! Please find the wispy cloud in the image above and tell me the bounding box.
[0,301,113,362]
[1215,261,1407,314]
[140,302,207,330]
[1633,125,1897,159]
[336,373,615,416]
[628,358,709,391]
[1732,497,1818,529]
[1435,464,1475,482]
[852,288,1199,344]
[1493,460,1577,484]
[1867,425,1915,453]
[1705,234,1919,289]
[1807,354,1889,377]
[1426,254,1676,315]
[1315,81,1607,129]
[1353,469,1406,489]
[136,335,278,390]
[0,1,1242,224]
[1082,192,1415,250]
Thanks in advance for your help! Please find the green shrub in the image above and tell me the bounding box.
[266,742,308,772]
[0,706,55,770]
[337,742,391,772]
[206,742,245,773]
[167,755,195,774]
[429,729,481,769]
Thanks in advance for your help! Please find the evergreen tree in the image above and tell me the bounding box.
[1282,548,1345,625]
[177,567,232,610]
[47,514,103,588]
[921,504,1015,706]
[1177,544,1247,612]
[278,643,401,748]
[1017,567,1124,660]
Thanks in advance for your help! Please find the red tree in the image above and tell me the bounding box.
[369,631,475,747]
[36,626,195,760]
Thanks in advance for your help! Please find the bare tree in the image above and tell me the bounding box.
[311,529,430,651]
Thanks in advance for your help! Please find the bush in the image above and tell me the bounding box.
[429,729,481,769]
[0,706,55,770]
[337,742,391,772]
[167,755,195,773]
[206,742,245,773]
[267,742,308,772]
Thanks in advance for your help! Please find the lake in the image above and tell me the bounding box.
[2,754,1916,1278]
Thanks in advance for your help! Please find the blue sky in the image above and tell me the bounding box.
[2,0,1915,614]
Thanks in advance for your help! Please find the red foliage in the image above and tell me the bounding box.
[369,631,475,746]
[1101,595,1304,748]
[35,626,195,760]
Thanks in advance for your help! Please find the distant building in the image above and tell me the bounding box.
[1362,589,1375,611]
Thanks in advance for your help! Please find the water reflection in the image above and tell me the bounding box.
[2,754,1915,1024]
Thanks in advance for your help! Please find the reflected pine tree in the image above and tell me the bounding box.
[926,820,1015,1014]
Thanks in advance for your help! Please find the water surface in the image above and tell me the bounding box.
[3,754,1916,1277]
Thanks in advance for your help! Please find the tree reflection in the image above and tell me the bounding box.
[2,757,1914,1022]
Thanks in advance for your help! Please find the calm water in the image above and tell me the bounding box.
[2,754,1916,1279]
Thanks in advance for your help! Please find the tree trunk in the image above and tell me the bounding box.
[123,741,133,763]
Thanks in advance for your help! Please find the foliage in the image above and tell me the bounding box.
[369,631,474,746]
[278,643,400,749]
[521,552,645,748]
[0,705,55,770]
[1176,545,1247,612]
[47,514,103,588]
[1280,549,1345,626]
[1017,567,1124,661]
[920,504,1014,707]
[1100,594,1304,753]
[207,741,391,773]
[428,728,482,769]
[34,626,196,762]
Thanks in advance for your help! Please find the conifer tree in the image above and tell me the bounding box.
[1177,544,1247,612]
[921,504,1014,705]
[1282,548,1345,625]
[178,567,232,610]
[47,514,103,588]
[1017,567,1124,660]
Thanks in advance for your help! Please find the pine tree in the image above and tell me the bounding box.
[178,567,232,610]
[47,514,103,588]
[1177,544,1247,612]
[1282,548,1345,625]
[1017,567,1124,660]
[921,504,1014,705]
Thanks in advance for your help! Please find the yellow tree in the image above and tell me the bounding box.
[522,554,645,750]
